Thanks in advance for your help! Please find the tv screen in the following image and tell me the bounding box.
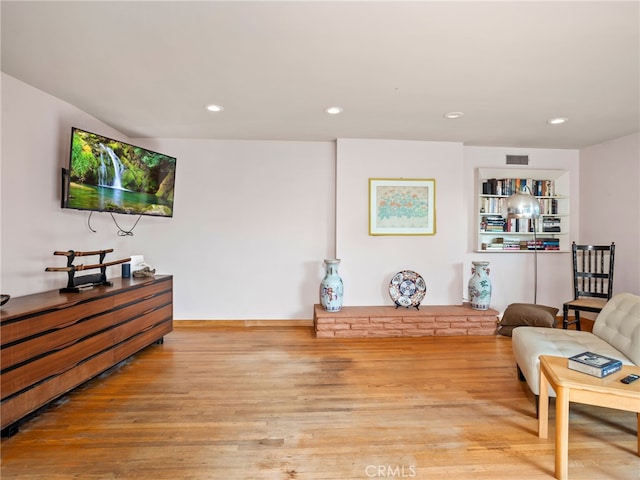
[64,127,176,217]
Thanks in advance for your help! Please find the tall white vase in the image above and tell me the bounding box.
[320,259,343,312]
[468,261,492,310]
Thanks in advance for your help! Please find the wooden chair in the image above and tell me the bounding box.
[562,242,615,330]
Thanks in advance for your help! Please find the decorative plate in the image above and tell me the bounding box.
[388,270,426,307]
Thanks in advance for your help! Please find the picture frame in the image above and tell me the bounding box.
[369,178,436,236]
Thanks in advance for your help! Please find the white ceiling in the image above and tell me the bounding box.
[2,1,639,149]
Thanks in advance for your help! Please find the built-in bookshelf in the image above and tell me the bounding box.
[476,168,570,253]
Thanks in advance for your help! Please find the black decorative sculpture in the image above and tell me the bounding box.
[46,249,131,293]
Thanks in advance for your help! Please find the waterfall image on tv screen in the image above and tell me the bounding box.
[65,128,176,217]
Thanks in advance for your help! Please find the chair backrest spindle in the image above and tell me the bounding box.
[571,242,615,301]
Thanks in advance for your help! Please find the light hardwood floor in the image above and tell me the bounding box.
[1,324,638,479]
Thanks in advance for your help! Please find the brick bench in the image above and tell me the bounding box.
[313,304,499,338]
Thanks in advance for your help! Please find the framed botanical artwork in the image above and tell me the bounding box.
[369,178,436,236]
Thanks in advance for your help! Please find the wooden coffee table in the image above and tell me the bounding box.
[538,355,640,480]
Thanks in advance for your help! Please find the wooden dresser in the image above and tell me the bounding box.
[0,275,173,435]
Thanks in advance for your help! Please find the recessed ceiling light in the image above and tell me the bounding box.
[325,106,343,115]
[547,117,568,125]
[205,104,224,112]
[444,111,464,119]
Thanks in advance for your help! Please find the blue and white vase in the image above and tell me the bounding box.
[320,259,343,312]
[468,261,492,310]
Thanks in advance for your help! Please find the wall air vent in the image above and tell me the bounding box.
[506,155,529,165]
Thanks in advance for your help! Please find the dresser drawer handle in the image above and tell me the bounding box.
[56,319,81,329]
[56,301,80,309]
[53,338,80,351]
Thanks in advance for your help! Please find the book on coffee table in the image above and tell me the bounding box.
[568,351,623,378]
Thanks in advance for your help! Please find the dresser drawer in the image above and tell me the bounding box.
[112,278,172,308]
[1,348,116,428]
[112,304,173,345]
[1,296,114,346]
[1,329,114,400]
[1,310,114,370]
[112,319,172,363]
[111,291,172,327]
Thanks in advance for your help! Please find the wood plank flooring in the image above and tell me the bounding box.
[1,324,638,479]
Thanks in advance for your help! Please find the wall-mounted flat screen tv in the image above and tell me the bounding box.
[63,127,176,217]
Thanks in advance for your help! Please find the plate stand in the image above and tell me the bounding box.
[395,301,421,310]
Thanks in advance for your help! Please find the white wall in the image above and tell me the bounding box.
[336,139,465,306]
[1,74,334,320]
[134,138,335,319]
[4,73,635,319]
[579,132,640,295]
[1,74,139,295]
[334,140,582,313]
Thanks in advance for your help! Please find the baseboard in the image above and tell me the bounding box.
[173,319,314,328]
[176,318,593,332]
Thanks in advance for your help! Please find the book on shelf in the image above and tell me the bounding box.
[567,351,623,378]
[526,238,560,250]
[542,217,561,232]
[480,215,506,232]
[486,238,504,250]
[481,178,555,197]
[539,198,559,215]
[505,218,533,233]
[527,240,544,250]
[502,238,522,250]
[479,197,504,215]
